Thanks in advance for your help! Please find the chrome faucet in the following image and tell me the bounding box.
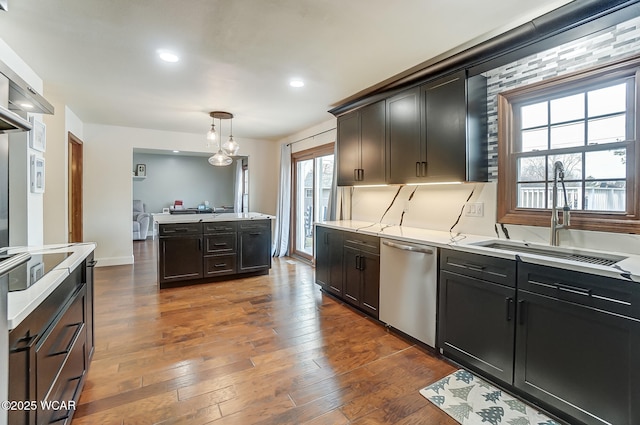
[550,161,570,246]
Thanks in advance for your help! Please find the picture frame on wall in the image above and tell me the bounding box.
[136,163,146,176]
[28,117,46,152]
[30,155,45,193]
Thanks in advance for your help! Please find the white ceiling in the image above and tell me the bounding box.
[0,0,573,141]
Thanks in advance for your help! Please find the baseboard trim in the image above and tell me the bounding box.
[95,255,134,267]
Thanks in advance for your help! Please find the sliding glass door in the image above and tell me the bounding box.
[292,144,334,260]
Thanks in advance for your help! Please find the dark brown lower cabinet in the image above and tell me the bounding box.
[239,221,271,272]
[314,226,344,296]
[439,249,640,425]
[158,220,272,288]
[515,263,640,425]
[158,223,203,285]
[438,269,515,385]
[8,253,95,425]
[314,226,380,320]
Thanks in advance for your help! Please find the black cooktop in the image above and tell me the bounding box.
[7,252,72,292]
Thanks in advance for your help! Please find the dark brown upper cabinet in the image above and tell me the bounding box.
[336,100,386,186]
[386,87,422,184]
[386,70,487,184]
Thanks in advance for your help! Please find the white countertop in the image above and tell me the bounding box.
[316,220,640,283]
[153,211,275,224]
[5,242,96,330]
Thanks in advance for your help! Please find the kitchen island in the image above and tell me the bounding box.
[3,243,96,425]
[153,212,274,288]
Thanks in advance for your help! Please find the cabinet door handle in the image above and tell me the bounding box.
[354,169,359,181]
[505,297,514,321]
[555,282,592,297]
[12,333,39,352]
[360,256,365,271]
[87,260,98,267]
[355,255,360,270]
[324,232,329,245]
[518,300,527,325]
[415,162,420,177]
[422,161,427,177]
[198,239,202,251]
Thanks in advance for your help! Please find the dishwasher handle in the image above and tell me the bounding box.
[382,240,434,255]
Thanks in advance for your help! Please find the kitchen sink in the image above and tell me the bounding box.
[472,240,627,267]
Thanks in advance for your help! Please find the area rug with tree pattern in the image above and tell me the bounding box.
[420,369,562,425]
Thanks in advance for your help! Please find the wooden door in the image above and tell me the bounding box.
[68,133,83,242]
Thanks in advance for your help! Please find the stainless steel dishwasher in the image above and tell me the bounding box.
[380,239,437,348]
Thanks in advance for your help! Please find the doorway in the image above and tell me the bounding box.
[68,132,83,242]
[291,143,334,261]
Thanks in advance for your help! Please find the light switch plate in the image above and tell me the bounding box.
[465,202,484,217]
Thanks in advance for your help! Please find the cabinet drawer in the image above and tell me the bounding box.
[343,232,379,254]
[204,254,237,276]
[205,233,237,254]
[204,221,237,234]
[518,263,639,319]
[440,248,516,287]
[40,326,86,425]
[36,286,85,405]
[159,223,202,236]
[239,220,270,231]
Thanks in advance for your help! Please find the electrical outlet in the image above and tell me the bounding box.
[465,202,484,217]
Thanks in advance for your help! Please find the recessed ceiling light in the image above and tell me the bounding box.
[173,150,180,153]
[157,49,179,63]
[289,79,304,88]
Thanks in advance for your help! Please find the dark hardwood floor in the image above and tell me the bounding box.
[72,239,457,424]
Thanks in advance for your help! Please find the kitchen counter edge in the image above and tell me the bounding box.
[315,221,640,283]
[6,243,96,330]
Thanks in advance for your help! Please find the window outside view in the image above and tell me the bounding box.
[515,81,629,212]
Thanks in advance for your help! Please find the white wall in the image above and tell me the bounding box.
[279,117,336,152]
[42,88,85,245]
[83,124,279,266]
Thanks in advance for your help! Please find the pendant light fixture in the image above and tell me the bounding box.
[222,116,239,156]
[206,111,235,167]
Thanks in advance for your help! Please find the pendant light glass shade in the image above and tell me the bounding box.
[206,123,216,148]
[222,135,239,156]
[208,150,233,166]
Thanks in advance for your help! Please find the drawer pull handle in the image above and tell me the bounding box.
[465,263,485,272]
[213,243,227,246]
[555,283,592,297]
[214,263,227,268]
[87,260,98,267]
[249,232,261,236]
[48,323,83,357]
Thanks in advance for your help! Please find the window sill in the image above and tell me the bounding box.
[498,209,640,234]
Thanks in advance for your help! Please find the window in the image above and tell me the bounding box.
[498,55,640,234]
[291,144,335,260]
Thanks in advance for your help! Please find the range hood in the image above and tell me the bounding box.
[0,58,54,134]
